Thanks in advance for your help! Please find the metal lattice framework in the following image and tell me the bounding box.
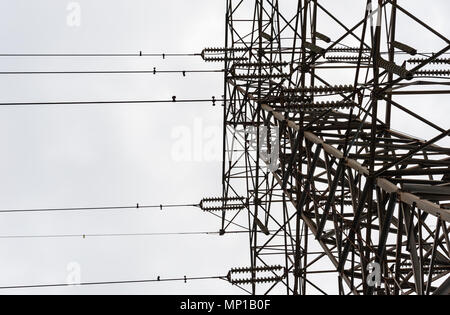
[208,0,450,295]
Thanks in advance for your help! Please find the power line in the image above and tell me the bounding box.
[0,53,201,58]
[0,229,316,240]
[0,275,226,290]
[0,98,224,107]
[0,69,223,75]
[0,202,250,231]
[0,230,250,240]
[0,203,199,214]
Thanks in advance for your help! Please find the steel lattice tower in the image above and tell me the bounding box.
[205,0,450,295]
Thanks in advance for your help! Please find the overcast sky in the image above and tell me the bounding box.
[0,0,448,295]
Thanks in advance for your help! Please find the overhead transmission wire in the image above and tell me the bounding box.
[0,98,225,107]
[0,203,249,291]
[0,202,250,231]
[0,69,223,75]
[0,198,321,240]
[0,53,222,107]
[0,52,201,58]
[0,200,305,236]
[0,228,306,240]
[0,230,251,240]
[0,50,221,75]
[0,227,317,241]
[0,275,227,290]
[0,203,198,214]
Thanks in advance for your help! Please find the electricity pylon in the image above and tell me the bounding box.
[205,0,450,295]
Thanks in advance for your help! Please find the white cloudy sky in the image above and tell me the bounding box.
[0,0,448,295]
